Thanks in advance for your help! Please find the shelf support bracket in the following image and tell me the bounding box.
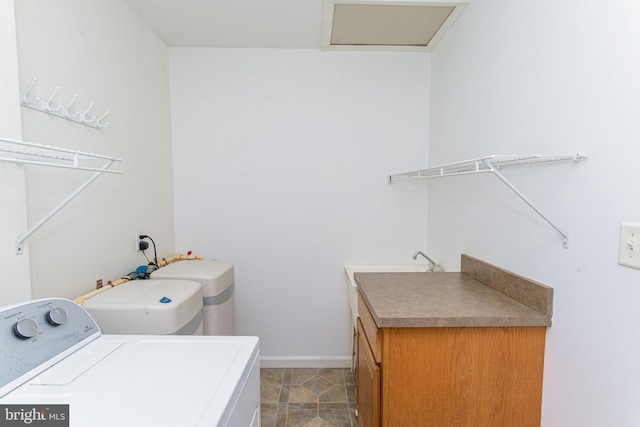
[15,159,116,255]
[484,159,569,249]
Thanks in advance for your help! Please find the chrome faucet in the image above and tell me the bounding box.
[412,251,444,272]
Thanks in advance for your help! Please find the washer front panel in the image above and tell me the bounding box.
[0,298,100,395]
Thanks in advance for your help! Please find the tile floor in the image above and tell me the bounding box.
[260,368,360,427]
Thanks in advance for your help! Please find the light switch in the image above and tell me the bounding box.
[618,223,640,269]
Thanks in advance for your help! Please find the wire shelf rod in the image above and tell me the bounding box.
[0,156,122,174]
[388,154,585,182]
[388,153,586,248]
[0,137,122,174]
[0,137,121,162]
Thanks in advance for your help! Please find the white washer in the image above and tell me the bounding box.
[152,260,234,335]
[0,298,260,427]
[82,279,204,335]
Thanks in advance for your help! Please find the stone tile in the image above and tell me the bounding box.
[290,368,319,385]
[285,409,317,427]
[289,385,319,403]
[283,368,293,384]
[261,409,276,427]
[275,408,288,427]
[303,375,334,395]
[344,370,356,385]
[262,402,279,410]
[318,368,346,385]
[318,409,352,427]
[305,417,332,427]
[262,381,283,403]
[262,368,285,383]
[346,383,356,404]
[279,383,291,403]
[288,402,318,410]
[319,384,348,403]
[318,402,349,410]
[262,368,359,427]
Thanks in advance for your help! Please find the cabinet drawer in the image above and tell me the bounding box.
[358,293,381,363]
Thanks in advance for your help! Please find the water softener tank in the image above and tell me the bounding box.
[82,279,204,335]
[152,260,234,335]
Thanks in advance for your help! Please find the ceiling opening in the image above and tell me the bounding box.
[322,1,470,51]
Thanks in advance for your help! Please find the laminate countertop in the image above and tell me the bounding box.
[354,255,553,328]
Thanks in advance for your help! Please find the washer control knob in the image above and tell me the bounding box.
[13,318,39,339]
[46,307,68,326]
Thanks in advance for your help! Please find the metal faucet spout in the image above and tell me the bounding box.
[413,251,436,264]
[412,251,444,272]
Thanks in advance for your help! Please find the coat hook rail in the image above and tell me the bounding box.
[20,78,111,129]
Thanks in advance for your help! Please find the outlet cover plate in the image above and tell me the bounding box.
[619,223,640,269]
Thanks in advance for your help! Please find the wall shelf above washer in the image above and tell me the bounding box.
[388,154,585,182]
[388,154,587,248]
[0,137,123,255]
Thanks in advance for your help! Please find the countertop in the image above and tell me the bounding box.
[354,255,553,328]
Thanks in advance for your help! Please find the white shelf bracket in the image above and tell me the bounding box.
[483,159,569,249]
[0,137,122,255]
[388,154,586,249]
[15,159,116,255]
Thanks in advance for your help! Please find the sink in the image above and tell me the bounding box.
[343,264,434,369]
[344,264,431,328]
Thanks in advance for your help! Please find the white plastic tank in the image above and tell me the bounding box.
[151,260,234,335]
[82,279,204,335]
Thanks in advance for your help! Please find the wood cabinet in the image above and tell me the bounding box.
[356,318,380,427]
[356,294,547,427]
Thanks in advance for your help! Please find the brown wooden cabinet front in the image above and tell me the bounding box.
[356,318,380,427]
[355,295,547,427]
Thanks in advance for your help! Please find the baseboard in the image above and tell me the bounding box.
[260,356,352,368]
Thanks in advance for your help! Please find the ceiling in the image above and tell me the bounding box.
[125,0,326,49]
[124,0,468,50]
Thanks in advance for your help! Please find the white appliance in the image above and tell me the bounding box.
[151,260,234,335]
[0,298,260,427]
[81,279,204,335]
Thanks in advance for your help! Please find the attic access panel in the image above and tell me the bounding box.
[322,1,470,51]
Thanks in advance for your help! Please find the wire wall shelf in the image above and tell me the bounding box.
[388,154,585,181]
[388,154,587,248]
[0,137,123,255]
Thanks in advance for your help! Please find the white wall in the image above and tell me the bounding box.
[428,0,640,425]
[13,0,175,299]
[0,0,31,305]
[170,48,430,364]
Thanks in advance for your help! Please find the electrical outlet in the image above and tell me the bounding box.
[136,232,142,251]
[618,223,640,269]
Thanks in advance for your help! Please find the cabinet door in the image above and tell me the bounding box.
[357,319,380,427]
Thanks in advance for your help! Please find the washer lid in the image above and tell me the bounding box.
[1,335,259,427]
